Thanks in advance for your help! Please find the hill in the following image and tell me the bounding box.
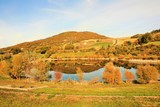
[131,29,160,41]
[0,31,109,52]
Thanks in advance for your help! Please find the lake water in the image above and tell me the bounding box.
[48,60,137,81]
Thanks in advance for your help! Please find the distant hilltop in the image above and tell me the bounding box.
[0,31,109,51]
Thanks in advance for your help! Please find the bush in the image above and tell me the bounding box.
[103,62,122,84]
[138,33,151,44]
[54,71,62,82]
[124,70,134,83]
[11,48,22,54]
[137,65,159,84]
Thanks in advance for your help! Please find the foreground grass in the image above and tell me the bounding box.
[32,82,160,96]
[0,80,160,107]
[0,91,160,107]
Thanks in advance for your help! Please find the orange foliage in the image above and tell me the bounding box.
[54,71,62,82]
[0,61,5,75]
[103,62,122,84]
[137,64,159,83]
[114,68,121,84]
[76,67,83,82]
[124,70,134,83]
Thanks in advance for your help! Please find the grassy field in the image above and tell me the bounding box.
[115,37,137,45]
[0,79,160,107]
[51,52,96,58]
[0,91,159,107]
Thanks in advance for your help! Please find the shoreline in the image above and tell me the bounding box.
[44,58,160,64]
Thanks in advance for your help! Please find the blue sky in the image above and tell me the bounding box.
[0,0,160,48]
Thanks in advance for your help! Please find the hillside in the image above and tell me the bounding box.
[131,29,160,41]
[0,31,109,51]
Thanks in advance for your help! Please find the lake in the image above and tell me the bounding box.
[48,60,138,81]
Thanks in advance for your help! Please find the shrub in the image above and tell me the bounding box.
[54,71,62,82]
[103,62,122,84]
[124,70,134,83]
[137,64,159,84]
[138,33,151,44]
[11,48,22,54]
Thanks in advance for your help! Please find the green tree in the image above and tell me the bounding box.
[138,33,151,44]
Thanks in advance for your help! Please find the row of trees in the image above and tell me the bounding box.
[102,62,159,84]
[0,52,51,81]
[0,53,159,84]
[53,62,159,84]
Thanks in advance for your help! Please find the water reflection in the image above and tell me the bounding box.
[49,61,160,81]
[49,60,138,81]
[51,60,108,74]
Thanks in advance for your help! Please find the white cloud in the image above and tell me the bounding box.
[0,0,160,48]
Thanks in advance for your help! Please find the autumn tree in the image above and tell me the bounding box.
[114,68,121,84]
[11,53,26,79]
[103,62,122,84]
[76,67,83,82]
[9,52,35,79]
[54,71,62,82]
[124,70,134,83]
[33,60,51,81]
[0,61,11,76]
[137,64,159,83]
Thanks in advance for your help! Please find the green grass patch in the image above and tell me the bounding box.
[145,41,160,45]
[32,83,160,96]
[90,42,112,48]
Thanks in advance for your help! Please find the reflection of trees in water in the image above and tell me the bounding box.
[114,60,160,74]
[51,60,160,75]
[114,60,137,69]
[51,61,108,74]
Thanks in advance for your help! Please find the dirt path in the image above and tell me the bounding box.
[112,39,118,46]
[0,85,48,91]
